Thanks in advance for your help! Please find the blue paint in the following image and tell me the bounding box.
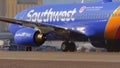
[8,2,120,46]
[103,0,112,3]
[14,27,37,46]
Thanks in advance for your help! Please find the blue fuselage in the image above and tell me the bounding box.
[11,2,120,40]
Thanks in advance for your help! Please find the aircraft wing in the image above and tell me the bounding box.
[0,17,88,41]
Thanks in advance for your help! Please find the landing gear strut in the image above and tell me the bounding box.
[61,41,76,52]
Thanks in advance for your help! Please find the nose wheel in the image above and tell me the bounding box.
[61,41,76,52]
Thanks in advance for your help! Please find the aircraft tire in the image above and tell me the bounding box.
[61,41,76,52]
[26,46,32,51]
[68,42,76,52]
[107,45,120,52]
[61,41,69,52]
[106,40,120,52]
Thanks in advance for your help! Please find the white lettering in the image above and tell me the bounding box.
[16,33,31,37]
[27,8,77,23]
[27,10,34,21]
[32,12,37,22]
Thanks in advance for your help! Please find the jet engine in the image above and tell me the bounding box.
[14,27,46,46]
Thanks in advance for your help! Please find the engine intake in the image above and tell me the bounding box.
[34,31,46,45]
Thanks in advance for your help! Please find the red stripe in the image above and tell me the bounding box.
[115,26,120,39]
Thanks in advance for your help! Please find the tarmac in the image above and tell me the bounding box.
[0,51,120,68]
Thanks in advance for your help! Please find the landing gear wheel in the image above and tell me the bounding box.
[69,42,76,52]
[26,46,32,51]
[61,41,69,52]
[106,40,120,52]
[107,44,120,52]
[61,41,76,52]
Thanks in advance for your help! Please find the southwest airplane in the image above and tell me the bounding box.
[0,0,119,52]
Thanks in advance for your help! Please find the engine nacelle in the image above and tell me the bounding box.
[14,27,46,46]
[9,24,25,35]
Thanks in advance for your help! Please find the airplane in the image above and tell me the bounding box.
[0,0,120,52]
